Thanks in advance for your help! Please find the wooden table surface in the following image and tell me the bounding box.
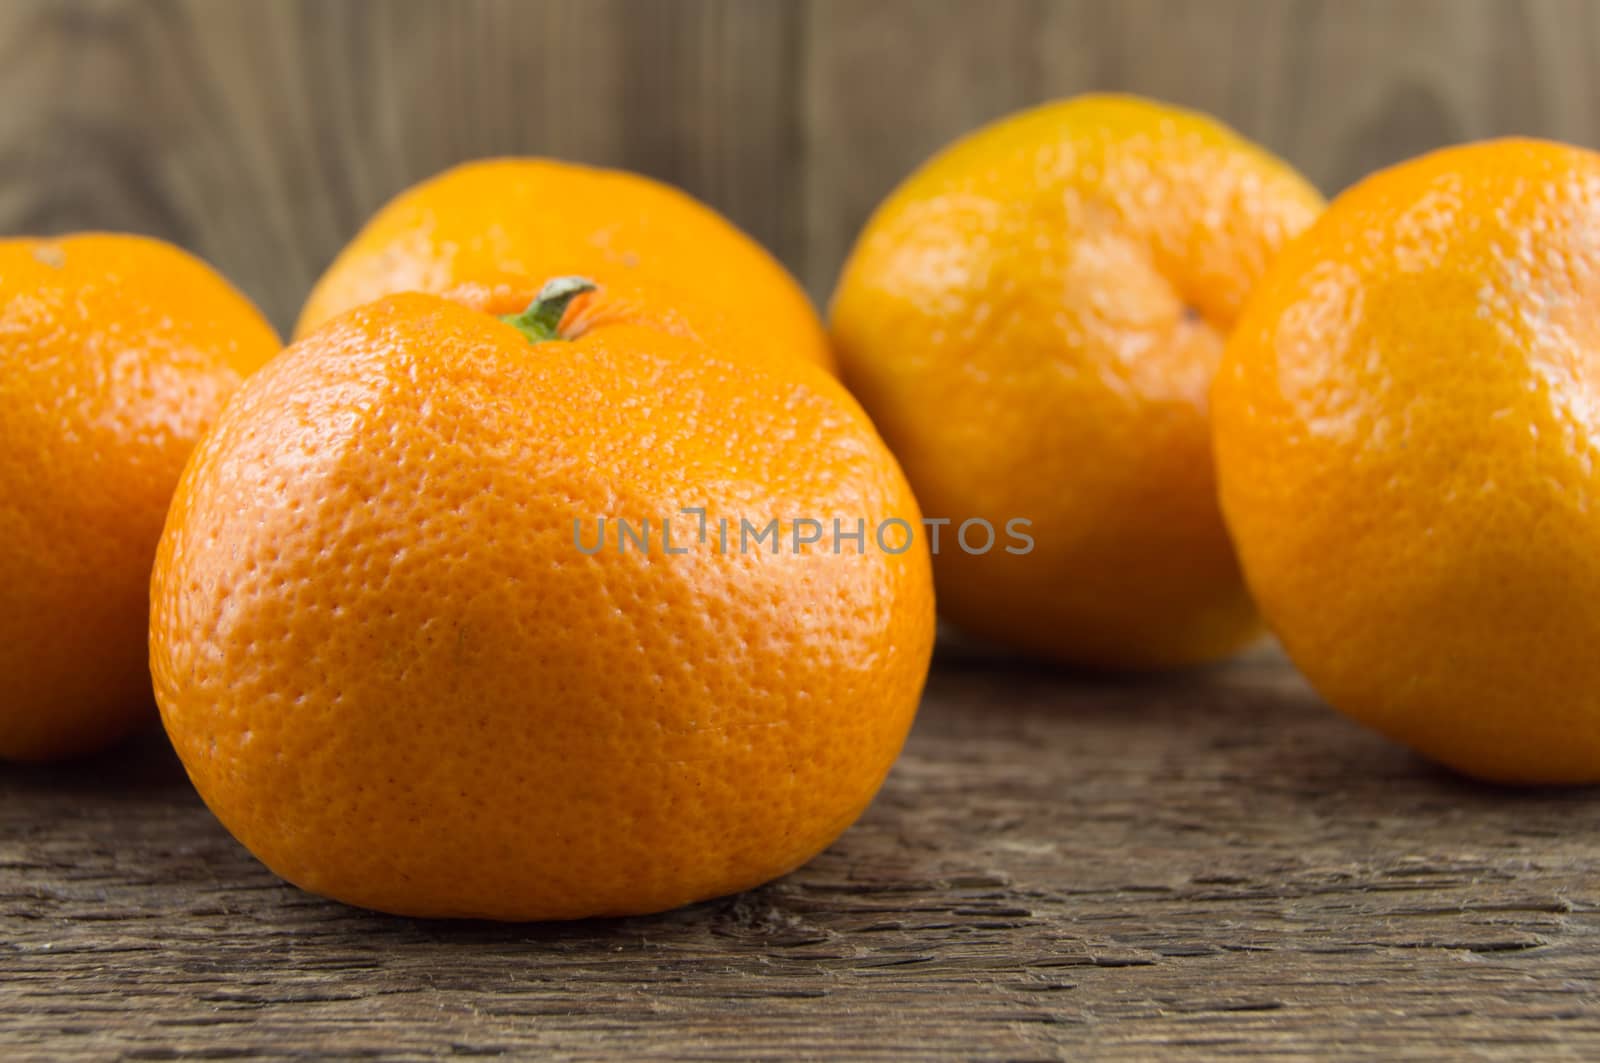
[6,646,1599,1060]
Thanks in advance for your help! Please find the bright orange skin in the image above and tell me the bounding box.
[1215,139,1600,784]
[296,158,834,373]
[151,288,934,920]
[830,95,1323,668]
[0,234,278,761]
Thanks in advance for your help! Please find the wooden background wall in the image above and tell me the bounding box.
[2,0,1598,334]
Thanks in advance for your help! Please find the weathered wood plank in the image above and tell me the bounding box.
[799,0,1600,299]
[0,0,806,333]
[7,1,1600,317]
[5,653,1600,1059]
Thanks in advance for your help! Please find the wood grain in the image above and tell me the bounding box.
[802,0,1600,298]
[0,0,807,331]
[4,1,1600,324]
[6,652,1600,1059]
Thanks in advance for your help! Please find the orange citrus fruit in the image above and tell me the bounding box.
[829,95,1323,668]
[150,277,934,920]
[1214,138,1600,784]
[0,234,278,762]
[296,158,834,373]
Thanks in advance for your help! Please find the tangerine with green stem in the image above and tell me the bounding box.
[152,276,934,920]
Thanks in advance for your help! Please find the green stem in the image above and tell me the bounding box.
[501,276,597,342]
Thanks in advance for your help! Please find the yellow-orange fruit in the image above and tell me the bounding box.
[151,280,934,920]
[297,158,834,373]
[0,234,278,761]
[830,94,1323,668]
[1215,138,1600,783]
